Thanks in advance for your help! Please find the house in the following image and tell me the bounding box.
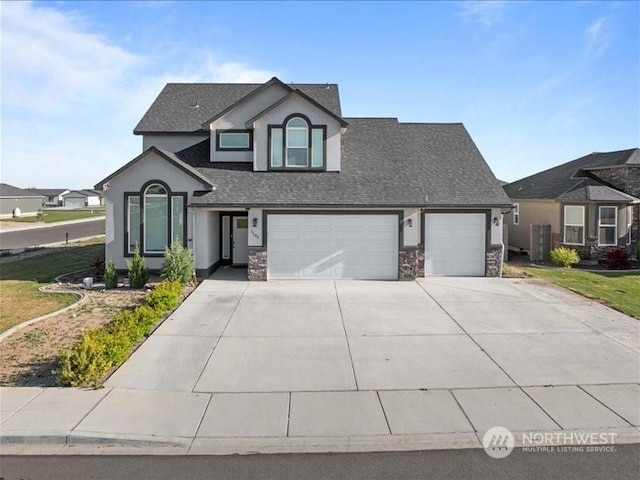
[503,149,640,261]
[0,183,44,218]
[61,190,105,208]
[29,188,70,207]
[96,77,511,280]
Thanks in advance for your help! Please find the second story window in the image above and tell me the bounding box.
[216,129,253,151]
[269,114,325,170]
[286,117,308,166]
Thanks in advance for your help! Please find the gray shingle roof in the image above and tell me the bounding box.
[134,81,342,134]
[0,183,42,197]
[29,188,68,196]
[504,148,640,200]
[173,119,511,208]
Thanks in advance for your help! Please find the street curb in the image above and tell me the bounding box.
[0,288,86,343]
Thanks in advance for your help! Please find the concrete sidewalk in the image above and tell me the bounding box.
[1,274,638,455]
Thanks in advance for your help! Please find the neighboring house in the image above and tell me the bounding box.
[503,149,640,261]
[29,188,70,207]
[0,183,44,218]
[61,190,105,208]
[96,77,510,280]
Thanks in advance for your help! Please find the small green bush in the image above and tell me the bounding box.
[144,281,182,312]
[127,244,148,288]
[550,246,580,267]
[161,242,195,285]
[56,280,181,387]
[104,259,118,289]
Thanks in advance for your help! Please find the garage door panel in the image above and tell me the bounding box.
[425,213,486,277]
[268,214,398,280]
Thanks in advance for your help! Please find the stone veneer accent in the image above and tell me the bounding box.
[248,249,267,281]
[552,232,634,262]
[485,245,503,277]
[398,246,425,280]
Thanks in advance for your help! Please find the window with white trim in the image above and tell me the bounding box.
[564,205,584,245]
[126,183,187,255]
[598,206,617,246]
[269,115,325,169]
[513,203,519,225]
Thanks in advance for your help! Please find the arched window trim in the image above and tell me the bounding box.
[124,180,188,257]
[268,113,326,171]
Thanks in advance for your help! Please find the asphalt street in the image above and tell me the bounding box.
[0,219,104,250]
[1,446,639,480]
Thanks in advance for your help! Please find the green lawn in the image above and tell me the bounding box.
[521,266,640,319]
[1,209,105,224]
[0,238,105,332]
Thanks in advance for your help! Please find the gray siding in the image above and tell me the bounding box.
[0,197,44,217]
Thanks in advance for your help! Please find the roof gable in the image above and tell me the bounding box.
[504,148,640,200]
[244,89,348,128]
[134,79,342,134]
[94,147,214,190]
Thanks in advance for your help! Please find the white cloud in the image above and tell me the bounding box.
[460,1,506,28]
[1,1,140,114]
[0,1,278,189]
[585,17,612,58]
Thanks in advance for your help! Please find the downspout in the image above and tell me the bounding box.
[189,206,197,276]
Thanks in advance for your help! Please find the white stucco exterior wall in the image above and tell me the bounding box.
[142,134,208,153]
[248,208,263,247]
[403,209,420,247]
[193,209,220,271]
[104,151,211,271]
[209,83,290,163]
[252,95,342,172]
[490,208,504,245]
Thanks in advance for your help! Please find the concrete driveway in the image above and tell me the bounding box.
[4,267,638,454]
[106,270,639,395]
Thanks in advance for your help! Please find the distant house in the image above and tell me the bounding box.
[0,183,45,218]
[503,149,640,261]
[61,190,105,208]
[29,188,70,207]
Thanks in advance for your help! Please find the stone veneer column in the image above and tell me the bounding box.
[398,246,425,280]
[485,245,503,277]
[248,249,267,281]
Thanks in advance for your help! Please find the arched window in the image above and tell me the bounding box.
[286,117,308,167]
[144,184,168,253]
[126,181,186,255]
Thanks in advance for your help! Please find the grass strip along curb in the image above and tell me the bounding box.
[56,281,182,388]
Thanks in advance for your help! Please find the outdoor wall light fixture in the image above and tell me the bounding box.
[252,217,258,228]
[407,219,413,228]
[493,217,500,227]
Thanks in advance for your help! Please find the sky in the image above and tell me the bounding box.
[1,0,638,189]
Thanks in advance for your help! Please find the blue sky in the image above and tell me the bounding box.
[2,0,638,189]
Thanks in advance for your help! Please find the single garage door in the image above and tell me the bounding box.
[64,197,85,209]
[425,213,486,276]
[268,214,398,279]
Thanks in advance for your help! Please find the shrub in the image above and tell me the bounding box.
[127,244,148,288]
[91,257,105,280]
[104,259,118,289]
[161,242,195,285]
[56,280,179,387]
[550,247,580,268]
[144,280,182,312]
[635,242,640,261]
[604,246,631,270]
[56,328,128,388]
[35,209,45,222]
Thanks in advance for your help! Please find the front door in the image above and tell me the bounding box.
[232,217,249,265]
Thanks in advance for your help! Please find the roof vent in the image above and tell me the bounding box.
[190,100,200,108]
[325,83,331,89]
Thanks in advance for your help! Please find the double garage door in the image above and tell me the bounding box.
[266,213,487,279]
[268,214,398,280]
